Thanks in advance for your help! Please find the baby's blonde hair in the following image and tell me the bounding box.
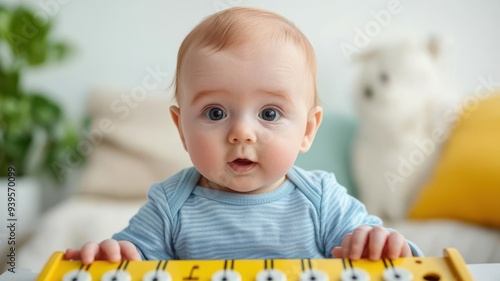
[173,7,318,106]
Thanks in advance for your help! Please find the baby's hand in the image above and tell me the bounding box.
[331,225,411,260]
[65,239,142,265]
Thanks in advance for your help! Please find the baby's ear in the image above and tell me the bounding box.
[170,105,188,151]
[300,106,323,153]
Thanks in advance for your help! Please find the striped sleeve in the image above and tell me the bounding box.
[319,172,383,257]
[112,182,175,260]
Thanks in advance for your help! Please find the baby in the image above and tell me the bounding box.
[66,6,422,264]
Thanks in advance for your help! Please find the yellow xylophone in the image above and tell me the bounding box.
[37,248,473,281]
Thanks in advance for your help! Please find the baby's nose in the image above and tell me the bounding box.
[228,120,257,144]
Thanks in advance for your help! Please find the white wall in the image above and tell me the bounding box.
[9,0,500,119]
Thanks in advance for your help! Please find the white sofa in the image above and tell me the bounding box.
[12,89,500,274]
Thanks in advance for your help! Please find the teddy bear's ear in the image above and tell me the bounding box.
[428,35,456,59]
[351,49,378,63]
[425,35,457,79]
[428,36,442,59]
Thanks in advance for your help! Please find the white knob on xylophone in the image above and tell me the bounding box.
[256,269,287,281]
[382,267,413,281]
[101,270,132,281]
[211,270,242,281]
[142,270,172,281]
[62,270,92,281]
[340,268,370,281]
[300,269,328,281]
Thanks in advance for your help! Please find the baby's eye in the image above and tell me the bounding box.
[259,108,281,121]
[204,107,227,121]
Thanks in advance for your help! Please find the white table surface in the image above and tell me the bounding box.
[1,264,499,280]
[468,263,500,280]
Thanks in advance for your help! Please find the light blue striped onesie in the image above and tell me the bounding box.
[112,166,423,259]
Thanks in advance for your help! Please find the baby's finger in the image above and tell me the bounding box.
[349,226,371,259]
[331,246,343,258]
[119,241,142,261]
[401,240,412,257]
[342,233,353,259]
[64,248,81,260]
[368,226,390,260]
[80,242,100,265]
[100,239,122,262]
[386,232,406,259]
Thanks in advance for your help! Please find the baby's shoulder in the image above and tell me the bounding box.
[290,166,341,188]
[289,166,346,204]
[147,167,199,203]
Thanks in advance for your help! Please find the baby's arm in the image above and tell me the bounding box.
[331,225,412,260]
[317,171,423,259]
[65,239,142,265]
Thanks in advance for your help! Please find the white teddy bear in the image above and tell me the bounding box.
[352,38,458,220]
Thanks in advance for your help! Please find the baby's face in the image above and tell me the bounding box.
[171,41,321,194]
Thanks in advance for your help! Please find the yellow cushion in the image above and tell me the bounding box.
[409,93,500,228]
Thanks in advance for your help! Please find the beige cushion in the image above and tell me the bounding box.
[78,88,192,198]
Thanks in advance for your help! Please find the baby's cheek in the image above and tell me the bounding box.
[186,134,221,170]
[259,136,299,174]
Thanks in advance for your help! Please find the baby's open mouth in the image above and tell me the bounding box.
[228,158,256,173]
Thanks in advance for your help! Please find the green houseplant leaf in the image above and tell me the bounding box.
[0,4,83,181]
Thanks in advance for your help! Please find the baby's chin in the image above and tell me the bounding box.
[199,175,287,194]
